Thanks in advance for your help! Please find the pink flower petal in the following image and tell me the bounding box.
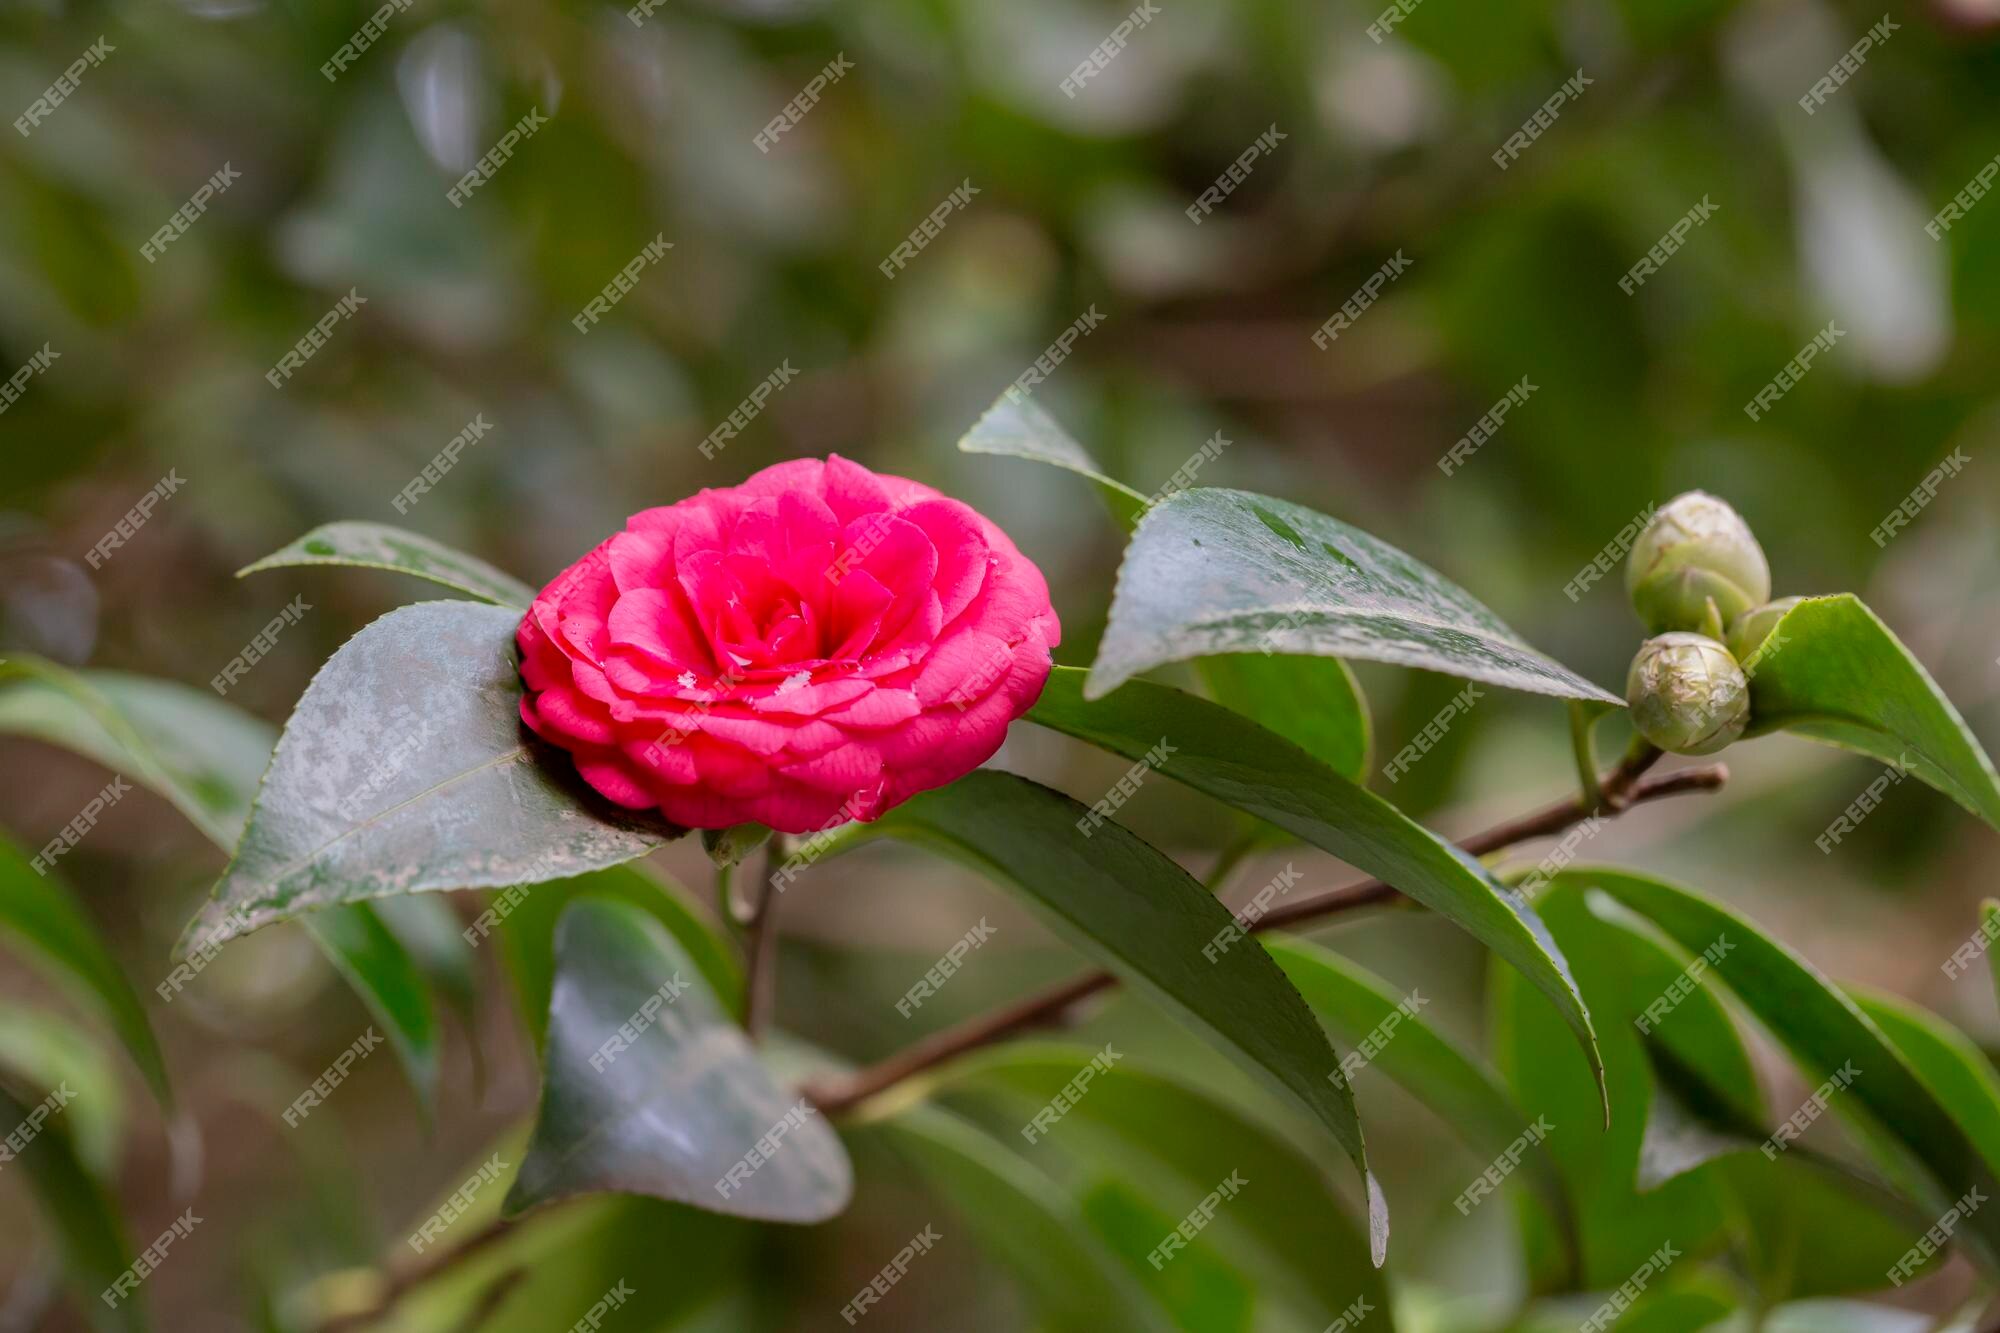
[822,687,922,729]
[517,455,1059,830]
[818,455,895,525]
[608,528,676,594]
[898,498,991,627]
[531,685,619,746]
[607,587,718,675]
[781,741,886,794]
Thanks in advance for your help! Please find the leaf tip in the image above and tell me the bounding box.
[1364,1170,1389,1268]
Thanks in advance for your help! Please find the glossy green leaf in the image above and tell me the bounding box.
[0,837,169,1110]
[1030,665,1603,1113]
[1195,655,1371,782]
[239,521,537,608]
[506,897,850,1223]
[0,657,457,1116]
[1582,866,2000,1273]
[1492,880,1750,1285]
[957,390,1150,529]
[1850,988,2000,1179]
[867,1101,1176,1332]
[183,600,679,953]
[298,906,440,1117]
[0,1079,141,1332]
[1566,893,1942,1301]
[1086,487,1622,704]
[1741,594,2000,829]
[941,1043,1391,1328]
[863,767,1387,1263]
[1264,936,1573,1264]
[490,862,742,1047]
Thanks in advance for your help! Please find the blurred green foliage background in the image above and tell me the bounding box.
[3,0,2000,1327]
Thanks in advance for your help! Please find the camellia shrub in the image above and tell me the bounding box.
[5,392,2000,1330]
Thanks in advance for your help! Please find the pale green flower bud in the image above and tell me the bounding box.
[1725,596,1806,664]
[1625,492,1771,635]
[1625,633,1750,756]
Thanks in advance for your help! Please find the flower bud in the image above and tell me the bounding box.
[1625,492,1771,635]
[1725,596,1805,664]
[1625,633,1750,756]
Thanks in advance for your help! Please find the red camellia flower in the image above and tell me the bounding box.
[516,456,1061,833]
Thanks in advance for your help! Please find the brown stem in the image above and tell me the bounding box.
[800,757,1725,1117]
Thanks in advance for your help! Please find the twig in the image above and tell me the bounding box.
[799,756,1724,1117]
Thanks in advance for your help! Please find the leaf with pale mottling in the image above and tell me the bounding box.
[1741,594,2000,829]
[0,657,447,1112]
[239,521,537,608]
[1088,487,1621,704]
[957,390,1150,529]
[506,897,850,1223]
[182,600,680,953]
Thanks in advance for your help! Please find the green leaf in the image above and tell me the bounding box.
[940,1043,1391,1327]
[238,521,537,608]
[298,905,440,1118]
[1264,936,1574,1266]
[1076,1181,1255,1332]
[1632,1038,1763,1190]
[0,837,170,1111]
[0,657,448,1114]
[0,1079,141,1332]
[505,897,850,1223]
[1491,880,1749,1286]
[1741,594,2000,829]
[1849,987,2000,1179]
[867,1101,1177,1332]
[1515,1268,1745,1333]
[863,768,1387,1263]
[0,658,280,849]
[372,894,480,1027]
[1195,655,1371,782]
[1582,866,2000,1274]
[489,863,742,1048]
[183,600,679,953]
[1086,487,1622,704]
[952,394,1385,781]
[957,390,1151,530]
[1710,1154,1949,1301]
[1029,665,1604,1114]
[0,1008,127,1178]
[367,1196,752,1333]
[1520,881,1940,1301]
